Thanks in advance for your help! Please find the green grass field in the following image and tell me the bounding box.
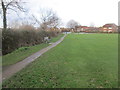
[2,34,64,67]
[3,34,118,88]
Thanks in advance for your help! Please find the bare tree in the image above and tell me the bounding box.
[32,8,61,30]
[67,20,79,29]
[1,0,26,30]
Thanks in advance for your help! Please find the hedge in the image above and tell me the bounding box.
[2,29,60,55]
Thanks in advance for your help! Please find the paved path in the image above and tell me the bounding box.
[2,34,66,81]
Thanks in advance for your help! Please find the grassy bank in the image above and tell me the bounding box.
[2,34,64,67]
[3,34,118,88]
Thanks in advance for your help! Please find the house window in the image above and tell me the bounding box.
[104,28,107,29]
[108,27,112,29]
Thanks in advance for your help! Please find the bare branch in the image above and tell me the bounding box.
[67,20,79,29]
[1,0,27,29]
[32,14,41,25]
[38,8,61,30]
[7,7,17,13]
[6,0,14,9]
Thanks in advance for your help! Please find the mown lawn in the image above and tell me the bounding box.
[2,34,64,67]
[3,34,118,88]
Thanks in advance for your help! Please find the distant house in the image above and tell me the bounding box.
[76,26,89,32]
[61,23,118,33]
[85,27,99,33]
[101,23,118,33]
[76,26,99,33]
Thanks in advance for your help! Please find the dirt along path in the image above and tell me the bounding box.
[2,34,66,81]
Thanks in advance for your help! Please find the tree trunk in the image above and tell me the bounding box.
[3,10,7,30]
[1,0,7,30]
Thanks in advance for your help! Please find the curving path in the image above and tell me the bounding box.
[2,34,66,81]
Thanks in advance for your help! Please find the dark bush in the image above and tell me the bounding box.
[2,29,60,55]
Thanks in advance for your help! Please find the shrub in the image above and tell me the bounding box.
[2,29,60,55]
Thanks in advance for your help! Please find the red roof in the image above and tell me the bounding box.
[103,23,117,27]
[79,26,89,29]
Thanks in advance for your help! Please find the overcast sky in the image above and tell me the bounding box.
[0,0,119,27]
[27,0,119,27]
